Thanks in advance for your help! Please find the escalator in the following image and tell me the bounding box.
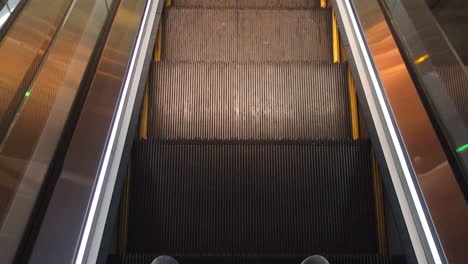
[111,1,402,263]
[2,0,465,263]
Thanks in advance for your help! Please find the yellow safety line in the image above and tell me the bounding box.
[165,0,171,7]
[139,82,149,140]
[332,11,340,63]
[154,20,163,62]
[372,151,389,255]
[348,67,359,140]
[320,0,327,8]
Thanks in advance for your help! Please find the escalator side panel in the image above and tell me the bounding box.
[0,0,72,143]
[0,0,118,262]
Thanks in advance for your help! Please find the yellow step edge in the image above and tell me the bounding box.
[139,82,149,140]
[320,0,327,8]
[154,20,163,62]
[372,151,389,255]
[165,0,171,7]
[347,67,359,140]
[332,11,340,63]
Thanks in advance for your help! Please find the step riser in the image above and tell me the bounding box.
[163,9,332,62]
[127,140,378,255]
[149,62,350,140]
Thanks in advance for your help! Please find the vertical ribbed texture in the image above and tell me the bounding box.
[173,0,320,8]
[149,62,350,139]
[127,139,378,256]
[123,1,385,261]
[110,255,406,264]
[164,8,238,62]
[434,65,468,123]
[163,8,332,62]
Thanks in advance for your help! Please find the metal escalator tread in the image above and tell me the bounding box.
[163,8,332,62]
[127,139,378,255]
[172,0,320,8]
[149,61,350,140]
[108,255,406,264]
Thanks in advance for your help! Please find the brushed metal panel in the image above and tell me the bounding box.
[30,0,163,262]
[0,0,72,143]
[351,0,468,262]
[0,0,112,262]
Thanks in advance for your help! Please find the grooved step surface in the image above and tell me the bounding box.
[163,8,332,62]
[127,140,378,256]
[149,62,350,140]
[109,255,406,264]
[173,0,320,8]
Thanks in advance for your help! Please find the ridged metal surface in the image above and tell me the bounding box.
[173,0,319,8]
[149,62,350,139]
[163,8,332,62]
[435,65,468,123]
[110,255,406,264]
[127,139,378,255]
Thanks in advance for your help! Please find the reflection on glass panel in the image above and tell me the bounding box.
[7,0,21,11]
[0,4,10,28]
[0,0,23,29]
[380,0,468,262]
[382,0,468,196]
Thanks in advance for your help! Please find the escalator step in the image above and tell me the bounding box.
[127,139,378,256]
[163,8,332,62]
[149,62,350,140]
[172,0,320,8]
[108,255,406,264]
